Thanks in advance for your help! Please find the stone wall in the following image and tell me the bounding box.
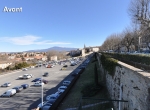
[102,61,150,110]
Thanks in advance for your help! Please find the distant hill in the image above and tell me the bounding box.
[25,46,78,52]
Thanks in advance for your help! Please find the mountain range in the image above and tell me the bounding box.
[25,46,78,52]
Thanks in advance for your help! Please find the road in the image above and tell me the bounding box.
[0,62,80,110]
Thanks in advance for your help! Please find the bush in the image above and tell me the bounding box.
[104,53,150,65]
[6,62,30,70]
[101,54,119,76]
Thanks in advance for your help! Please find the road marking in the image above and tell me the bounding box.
[0,98,11,106]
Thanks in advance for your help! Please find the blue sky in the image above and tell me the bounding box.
[0,0,131,52]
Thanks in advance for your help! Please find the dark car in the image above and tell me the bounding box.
[43,72,49,77]
[39,79,48,84]
[12,86,23,92]
[79,65,86,69]
[71,69,82,76]
[63,65,68,67]
[32,78,41,82]
[21,84,29,89]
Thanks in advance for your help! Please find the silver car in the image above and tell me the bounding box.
[46,93,59,101]
[1,83,11,87]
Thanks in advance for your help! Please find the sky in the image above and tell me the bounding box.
[0,0,131,52]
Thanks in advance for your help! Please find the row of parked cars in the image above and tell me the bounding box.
[1,84,29,97]
[37,80,71,110]
[0,72,50,97]
[36,56,93,110]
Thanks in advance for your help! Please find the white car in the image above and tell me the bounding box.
[46,93,59,101]
[34,82,44,86]
[1,89,16,97]
[22,68,28,71]
[63,80,71,86]
[1,83,11,87]
[58,86,67,92]
[37,101,52,109]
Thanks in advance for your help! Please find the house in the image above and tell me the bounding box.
[50,56,57,61]
[34,55,47,61]
[24,57,34,61]
[92,47,99,52]
[8,55,16,59]
[15,58,22,62]
[41,56,47,61]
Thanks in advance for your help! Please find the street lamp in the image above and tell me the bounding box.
[39,61,43,107]
[138,36,141,53]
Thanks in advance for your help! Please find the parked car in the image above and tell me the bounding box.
[30,66,35,68]
[79,65,86,69]
[63,80,71,86]
[39,79,48,84]
[32,78,41,82]
[34,82,44,86]
[1,89,16,97]
[46,93,59,101]
[58,86,67,92]
[43,72,49,77]
[55,89,65,96]
[46,65,51,68]
[12,86,23,92]
[21,84,29,89]
[61,67,67,70]
[63,65,68,67]
[70,63,76,66]
[37,101,52,110]
[1,82,11,87]
[18,74,33,79]
[71,69,82,76]
[22,68,28,71]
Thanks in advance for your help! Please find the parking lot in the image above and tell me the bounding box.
[0,62,80,110]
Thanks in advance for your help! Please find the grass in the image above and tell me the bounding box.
[57,57,113,110]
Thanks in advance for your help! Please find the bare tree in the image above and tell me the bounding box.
[128,0,150,27]
[121,28,135,52]
[46,50,58,61]
[141,28,150,50]
[100,33,123,52]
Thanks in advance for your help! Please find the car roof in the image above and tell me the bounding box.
[21,84,28,86]
[63,80,70,82]
[59,86,67,88]
[8,89,16,91]
[4,82,10,84]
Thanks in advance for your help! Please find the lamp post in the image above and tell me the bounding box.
[138,36,141,53]
[39,61,43,107]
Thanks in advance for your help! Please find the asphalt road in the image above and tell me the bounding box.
[0,62,81,110]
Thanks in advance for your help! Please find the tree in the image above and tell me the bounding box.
[121,28,135,52]
[128,0,150,27]
[46,50,58,61]
[100,33,122,52]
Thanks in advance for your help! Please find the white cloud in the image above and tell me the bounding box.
[0,35,71,45]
